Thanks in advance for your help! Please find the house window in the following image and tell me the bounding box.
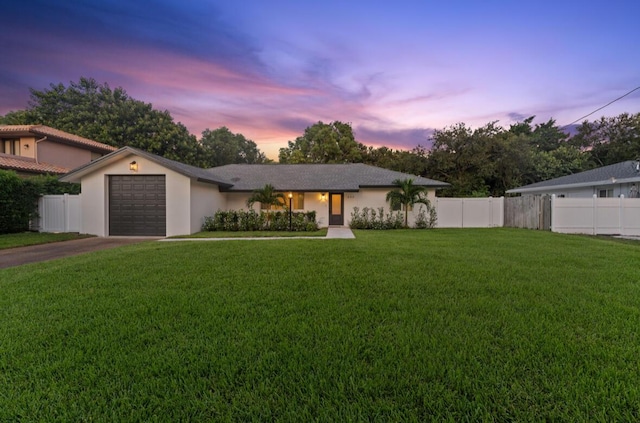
[390,202,412,211]
[291,193,304,210]
[598,189,613,198]
[260,193,304,210]
[2,139,20,155]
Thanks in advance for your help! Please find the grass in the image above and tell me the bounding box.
[175,228,328,238]
[0,232,93,250]
[1,228,640,421]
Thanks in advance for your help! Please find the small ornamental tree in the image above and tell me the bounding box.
[385,178,432,228]
[246,184,286,210]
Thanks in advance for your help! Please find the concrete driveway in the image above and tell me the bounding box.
[0,237,155,269]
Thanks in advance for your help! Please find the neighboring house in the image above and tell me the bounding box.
[0,125,117,176]
[507,160,640,199]
[60,146,449,237]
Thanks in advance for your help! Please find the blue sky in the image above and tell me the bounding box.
[1,0,639,158]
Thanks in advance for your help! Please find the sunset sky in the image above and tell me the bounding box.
[2,0,639,158]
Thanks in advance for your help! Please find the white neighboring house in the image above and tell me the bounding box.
[506,160,640,198]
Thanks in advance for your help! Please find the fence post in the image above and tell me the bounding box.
[550,195,555,232]
[63,193,69,232]
[620,194,625,235]
[592,194,597,235]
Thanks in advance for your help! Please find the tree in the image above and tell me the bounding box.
[1,77,204,166]
[200,127,269,167]
[385,178,432,227]
[278,121,366,163]
[246,184,285,210]
[570,112,640,167]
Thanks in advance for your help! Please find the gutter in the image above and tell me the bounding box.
[34,136,47,164]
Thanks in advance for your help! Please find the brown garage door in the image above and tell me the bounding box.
[109,175,166,236]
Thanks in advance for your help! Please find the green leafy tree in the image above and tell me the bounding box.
[570,112,640,167]
[200,127,269,167]
[385,178,431,227]
[246,184,286,210]
[279,121,366,163]
[1,77,204,166]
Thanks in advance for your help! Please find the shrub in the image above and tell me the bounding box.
[349,207,404,230]
[414,204,437,229]
[202,209,319,232]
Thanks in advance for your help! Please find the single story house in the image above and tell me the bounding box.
[60,146,449,236]
[0,125,117,176]
[506,160,640,199]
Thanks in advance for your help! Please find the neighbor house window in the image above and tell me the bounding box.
[2,139,19,155]
[598,189,613,198]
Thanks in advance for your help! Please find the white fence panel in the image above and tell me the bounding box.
[37,194,82,233]
[435,197,503,228]
[551,195,640,236]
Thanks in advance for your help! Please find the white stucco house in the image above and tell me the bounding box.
[60,146,449,237]
[506,160,640,199]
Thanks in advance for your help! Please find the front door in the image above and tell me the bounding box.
[329,193,344,226]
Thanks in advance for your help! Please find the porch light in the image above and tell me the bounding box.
[321,193,326,201]
[288,192,293,231]
[129,161,138,172]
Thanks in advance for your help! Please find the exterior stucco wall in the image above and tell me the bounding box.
[190,181,226,234]
[345,188,436,227]
[224,188,436,228]
[38,140,94,169]
[79,154,193,237]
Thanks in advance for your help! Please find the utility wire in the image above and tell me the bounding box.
[560,85,640,129]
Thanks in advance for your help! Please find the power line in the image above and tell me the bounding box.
[560,85,640,129]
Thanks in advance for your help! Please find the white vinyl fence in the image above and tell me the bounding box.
[434,197,504,228]
[551,194,640,236]
[32,194,82,233]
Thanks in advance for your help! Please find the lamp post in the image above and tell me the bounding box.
[288,192,293,231]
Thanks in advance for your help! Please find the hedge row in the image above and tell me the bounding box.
[0,170,80,234]
[202,209,319,232]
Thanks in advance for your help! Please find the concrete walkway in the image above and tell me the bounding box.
[160,227,355,242]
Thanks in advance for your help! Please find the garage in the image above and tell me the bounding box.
[109,175,166,236]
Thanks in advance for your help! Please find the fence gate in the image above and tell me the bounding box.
[504,195,550,230]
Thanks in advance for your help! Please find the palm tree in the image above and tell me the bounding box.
[246,184,286,210]
[386,178,430,227]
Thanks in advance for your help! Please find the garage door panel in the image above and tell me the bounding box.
[109,175,166,236]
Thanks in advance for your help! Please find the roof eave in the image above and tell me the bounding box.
[507,177,640,194]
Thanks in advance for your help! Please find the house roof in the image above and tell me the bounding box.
[0,153,70,175]
[61,147,449,191]
[0,125,117,154]
[507,160,640,194]
[208,163,450,192]
[60,146,234,187]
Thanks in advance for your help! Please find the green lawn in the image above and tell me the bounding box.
[1,229,640,421]
[176,228,328,238]
[0,232,93,250]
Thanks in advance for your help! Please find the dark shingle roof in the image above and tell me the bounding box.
[208,163,449,191]
[61,147,234,187]
[507,160,640,194]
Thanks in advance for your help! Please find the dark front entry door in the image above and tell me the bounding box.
[328,193,344,226]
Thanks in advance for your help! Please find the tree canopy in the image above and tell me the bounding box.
[0,77,268,168]
[278,121,366,163]
[200,127,269,167]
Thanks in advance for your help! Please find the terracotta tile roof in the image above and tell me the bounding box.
[0,153,70,174]
[0,125,117,153]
